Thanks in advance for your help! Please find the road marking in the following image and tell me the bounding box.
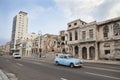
[84,66,120,72]
[16,63,23,66]
[61,78,68,80]
[85,72,120,80]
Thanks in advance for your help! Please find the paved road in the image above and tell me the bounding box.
[0,56,120,80]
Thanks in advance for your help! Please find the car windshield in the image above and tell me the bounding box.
[15,54,20,55]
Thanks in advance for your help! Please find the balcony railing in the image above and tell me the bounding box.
[80,38,96,42]
[113,35,120,40]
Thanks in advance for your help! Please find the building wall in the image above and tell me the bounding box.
[80,21,97,42]
[98,18,120,59]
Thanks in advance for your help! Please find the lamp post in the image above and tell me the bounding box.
[38,31,42,58]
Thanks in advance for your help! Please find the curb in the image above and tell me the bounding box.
[22,57,120,65]
[0,70,9,80]
[83,60,120,65]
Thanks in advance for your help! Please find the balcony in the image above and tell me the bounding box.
[113,35,120,40]
[80,38,96,43]
[67,40,80,45]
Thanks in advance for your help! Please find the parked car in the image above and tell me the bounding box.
[12,52,21,59]
[54,53,83,68]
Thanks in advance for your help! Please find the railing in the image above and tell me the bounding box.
[80,38,96,42]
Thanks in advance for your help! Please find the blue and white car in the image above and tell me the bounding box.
[54,53,83,68]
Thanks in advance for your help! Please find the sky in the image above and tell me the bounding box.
[0,0,120,45]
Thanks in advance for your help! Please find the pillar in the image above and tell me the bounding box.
[95,42,98,60]
[79,45,82,58]
[87,47,90,60]
[72,46,75,56]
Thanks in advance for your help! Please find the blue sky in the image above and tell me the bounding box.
[0,0,120,45]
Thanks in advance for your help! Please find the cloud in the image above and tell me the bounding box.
[55,0,105,22]
[107,1,120,19]
[19,4,67,35]
[55,0,120,22]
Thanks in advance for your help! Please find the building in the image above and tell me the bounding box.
[66,17,120,60]
[0,42,10,55]
[10,11,28,53]
[31,34,60,57]
[27,33,38,40]
[58,30,69,53]
[97,17,120,60]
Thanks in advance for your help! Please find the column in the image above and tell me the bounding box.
[72,46,75,56]
[95,42,98,60]
[68,45,70,53]
[87,47,90,60]
[78,46,82,58]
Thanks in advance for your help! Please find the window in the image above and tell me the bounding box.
[82,31,86,40]
[61,36,65,41]
[105,50,110,55]
[103,25,109,37]
[74,23,77,26]
[69,32,72,41]
[113,23,120,36]
[69,25,71,27]
[89,29,93,38]
[75,31,78,40]
[57,42,60,44]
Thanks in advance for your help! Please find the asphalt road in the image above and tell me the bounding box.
[0,56,120,80]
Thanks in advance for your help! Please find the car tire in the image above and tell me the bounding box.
[56,61,59,65]
[70,63,74,68]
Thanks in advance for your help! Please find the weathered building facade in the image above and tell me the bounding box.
[66,17,120,60]
[97,17,120,60]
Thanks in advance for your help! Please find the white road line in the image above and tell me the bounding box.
[16,63,23,66]
[85,72,120,80]
[61,78,68,80]
[84,66,120,72]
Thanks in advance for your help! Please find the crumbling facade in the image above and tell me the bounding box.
[66,17,120,60]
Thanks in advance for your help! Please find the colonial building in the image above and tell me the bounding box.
[67,17,120,60]
[58,30,69,53]
[42,34,59,53]
[97,17,120,60]
[31,34,59,57]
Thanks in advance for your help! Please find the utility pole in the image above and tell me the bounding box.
[38,31,42,58]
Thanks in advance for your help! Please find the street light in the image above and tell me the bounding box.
[38,31,42,58]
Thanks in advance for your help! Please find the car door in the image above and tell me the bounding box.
[58,55,64,64]
[62,56,69,66]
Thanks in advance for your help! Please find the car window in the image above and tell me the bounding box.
[59,55,64,58]
[64,56,67,59]
[67,55,73,58]
[15,54,20,55]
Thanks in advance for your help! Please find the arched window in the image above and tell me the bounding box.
[113,23,120,36]
[75,31,78,40]
[103,25,109,37]
[69,32,72,41]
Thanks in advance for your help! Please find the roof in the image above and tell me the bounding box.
[97,16,120,25]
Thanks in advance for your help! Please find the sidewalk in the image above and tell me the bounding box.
[0,70,9,80]
[22,57,120,65]
[83,60,120,65]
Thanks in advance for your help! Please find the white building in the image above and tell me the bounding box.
[11,11,28,52]
[27,33,38,40]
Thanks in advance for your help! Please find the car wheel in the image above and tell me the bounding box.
[70,63,74,68]
[56,61,59,65]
